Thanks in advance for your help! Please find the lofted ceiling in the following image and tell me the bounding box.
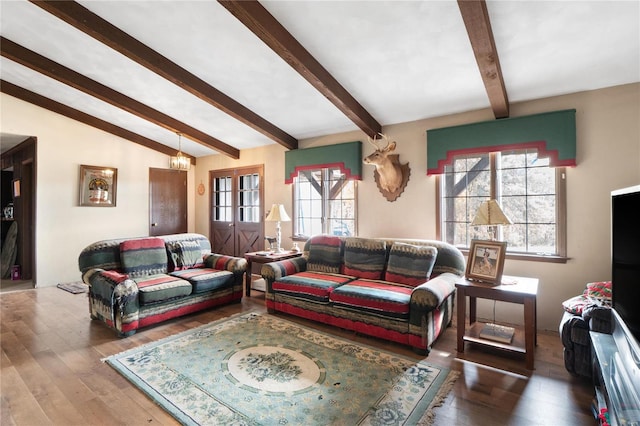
[1,0,638,160]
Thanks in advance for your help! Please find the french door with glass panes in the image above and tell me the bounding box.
[210,165,264,257]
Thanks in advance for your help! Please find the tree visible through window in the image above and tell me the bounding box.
[438,149,566,259]
[293,168,357,239]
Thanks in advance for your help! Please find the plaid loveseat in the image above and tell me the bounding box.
[78,233,246,336]
[261,235,466,354]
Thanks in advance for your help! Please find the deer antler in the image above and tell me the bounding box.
[367,134,381,149]
[367,133,392,150]
[378,133,391,150]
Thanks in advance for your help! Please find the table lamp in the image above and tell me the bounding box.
[471,199,512,241]
[265,204,291,253]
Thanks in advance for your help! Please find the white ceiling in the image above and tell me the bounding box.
[1,0,638,158]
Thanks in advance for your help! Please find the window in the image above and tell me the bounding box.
[293,167,357,239]
[437,149,566,260]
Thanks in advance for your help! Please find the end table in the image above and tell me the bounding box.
[244,251,302,296]
[456,275,538,369]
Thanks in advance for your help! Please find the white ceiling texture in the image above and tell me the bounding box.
[1,1,638,159]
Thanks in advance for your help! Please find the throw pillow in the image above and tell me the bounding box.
[343,237,386,279]
[306,235,344,274]
[384,242,438,287]
[562,295,591,315]
[120,237,168,278]
[166,240,205,271]
[584,281,612,303]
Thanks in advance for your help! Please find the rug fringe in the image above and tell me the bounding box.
[417,370,460,425]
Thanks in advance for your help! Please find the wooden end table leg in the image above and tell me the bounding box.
[457,288,466,352]
[469,296,477,324]
[524,297,536,369]
[245,258,252,297]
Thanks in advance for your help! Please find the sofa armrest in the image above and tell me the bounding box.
[409,272,458,311]
[261,257,308,290]
[582,305,612,334]
[204,254,247,274]
[82,268,139,333]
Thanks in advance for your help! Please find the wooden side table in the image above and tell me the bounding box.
[455,275,538,369]
[244,251,302,296]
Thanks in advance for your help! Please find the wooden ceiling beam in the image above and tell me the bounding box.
[0,37,239,159]
[1,80,197,164]
[458,0,509,119]
[31,0,298,151]
[219,0,382,138]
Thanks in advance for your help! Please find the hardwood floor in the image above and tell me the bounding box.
[1,287,595,425]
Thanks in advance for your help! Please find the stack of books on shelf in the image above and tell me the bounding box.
[479,323,515,344]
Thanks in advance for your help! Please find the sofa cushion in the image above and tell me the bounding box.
[343,238,387,280]
[306,235,344,274]
[272,271,353,303]
[166,240,205,271]
[120,238,168,278]
[170,268,234,294]
[330,279,413,320]
[135,274,192,305]
[384,243,438,286]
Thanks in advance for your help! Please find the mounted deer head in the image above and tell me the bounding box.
[363,133,411,201]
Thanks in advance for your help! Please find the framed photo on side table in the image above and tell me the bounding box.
[79,164,118,207]
[466,239,507,284]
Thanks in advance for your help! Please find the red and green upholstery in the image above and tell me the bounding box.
[135,274,193,305]
[343,237,387,279]
[170,268,234,294]
[330,279,413,320]
[263,235,465,354]
[384,243,437,286]
[120,238,168,278]
[79,233,246,337]
[273,271,353,304]
[306,235,344,273]
[166,240,205,271]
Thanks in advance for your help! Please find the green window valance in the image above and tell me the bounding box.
[284,141,362,183]
[426,109,576,175]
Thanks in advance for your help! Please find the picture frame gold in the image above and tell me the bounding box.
[465,239,507,284]
[79,164,117,207]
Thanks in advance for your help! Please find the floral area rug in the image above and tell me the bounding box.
[104,313,458,425]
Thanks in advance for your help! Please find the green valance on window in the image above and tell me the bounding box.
[426,109,576,175]
[284,141,362,183]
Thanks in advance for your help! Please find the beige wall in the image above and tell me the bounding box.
[0,94,196,288]
[1,82,638,331]
[193,83,640,331]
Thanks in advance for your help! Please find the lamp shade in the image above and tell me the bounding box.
[266,204,291,222]
[471,200,512,226]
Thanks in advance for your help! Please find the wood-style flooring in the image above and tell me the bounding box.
[1,286,595,425]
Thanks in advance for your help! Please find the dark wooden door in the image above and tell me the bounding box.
[149,168,187,236]
[210,165,264,256]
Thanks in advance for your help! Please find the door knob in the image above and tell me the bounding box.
[152,223,158,227]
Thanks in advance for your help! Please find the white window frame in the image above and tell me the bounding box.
[292,167,357,240]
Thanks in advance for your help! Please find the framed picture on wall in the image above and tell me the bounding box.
[79,165,117,207]
[465,239,507,284]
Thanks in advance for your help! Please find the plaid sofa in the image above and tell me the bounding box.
[78,233,246,336]
[261,235,466,354]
